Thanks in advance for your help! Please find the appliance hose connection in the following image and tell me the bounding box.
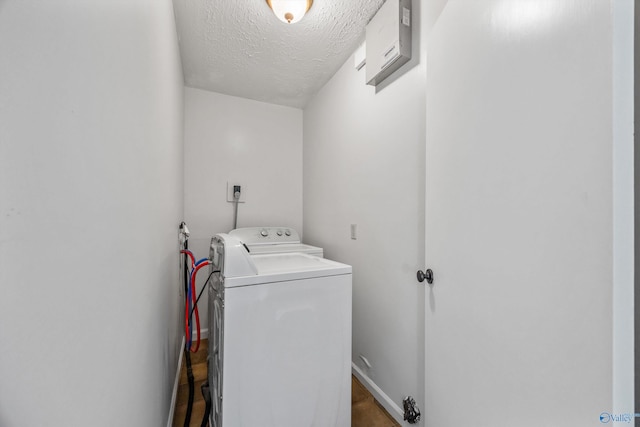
[233,185,241,229]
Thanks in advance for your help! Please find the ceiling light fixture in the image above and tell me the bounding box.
[266,0,313,24]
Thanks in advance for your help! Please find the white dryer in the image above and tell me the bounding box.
[208,234,351,427]
[229,227,323,257]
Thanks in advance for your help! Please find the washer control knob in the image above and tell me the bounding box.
[284,229,291,236]
[276,230,283,236]
[260,229,269,237]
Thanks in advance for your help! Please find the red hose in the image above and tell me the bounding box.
[189,261,211,352]
[181,250,195,347]
[180,250,195,268]
[190,269,198,352]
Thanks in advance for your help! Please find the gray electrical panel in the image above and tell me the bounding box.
[365,0,412,86]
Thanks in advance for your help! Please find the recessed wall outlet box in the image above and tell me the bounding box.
[365,0,411,86]
[351,224,357,240]
[354,41,366,70]
[226,182,246,203]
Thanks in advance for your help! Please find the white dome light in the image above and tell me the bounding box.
[266,0,313,24]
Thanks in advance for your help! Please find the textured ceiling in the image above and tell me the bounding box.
[172,0,385,108]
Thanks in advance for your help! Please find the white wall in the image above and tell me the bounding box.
[612,0,635,414]
[184,87,303,326]
[0,1,184,426]
[303,0,427,421]
[636,2,640,412]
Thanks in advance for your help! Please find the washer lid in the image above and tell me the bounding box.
[245,243,323,256]
[224,253,351,288]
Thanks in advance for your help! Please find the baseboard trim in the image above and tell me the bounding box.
[167,335,185,427]
[352,363,406,425]
[190,327,209,341]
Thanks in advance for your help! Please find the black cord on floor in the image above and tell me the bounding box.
[201,381,212,427]
[183,347,195,427]
[182,238,195,427]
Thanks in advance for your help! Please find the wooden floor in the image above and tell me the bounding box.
[172,339,399,427]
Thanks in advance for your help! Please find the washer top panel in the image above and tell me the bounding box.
[226,252,351,287]
[246,243,323,256]
[213,234,347,288]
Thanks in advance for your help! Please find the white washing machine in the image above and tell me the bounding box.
[229,227,323,257]
[208,234,351,427]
